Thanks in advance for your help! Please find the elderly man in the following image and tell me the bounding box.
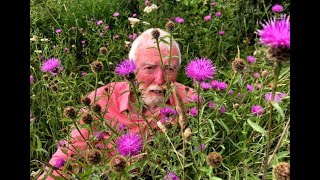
[37,28,195,180]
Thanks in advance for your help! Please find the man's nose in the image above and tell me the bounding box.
[154,68,165,85]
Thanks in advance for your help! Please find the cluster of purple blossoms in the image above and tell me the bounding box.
[265,92,286,102]
[104,25,110,30]
[160,106,177,123]
[200,82,211,90]
[114,34,120,39]
[257,14,290,49]
[115,59,137,80]
[271,4,284,13]
[215,11,222,17]
[41,58,63,76]
[228,89,234,95]
[186,58,216,82]
[116,133,143,157]
[253,72,260,78]
[189,107,198,117]
[132,13,137,18]
[175,16,184,24]
[251,105,265,116]
[210,2,216,6]
[210,80,228,91]
[247,55,256,63]
[164,171,180,180]
[54,158,65,168]
[128,33,138,40]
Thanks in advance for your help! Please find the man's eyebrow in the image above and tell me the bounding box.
[142,62,156,66]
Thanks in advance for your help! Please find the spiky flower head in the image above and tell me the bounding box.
[151,28,160,39]
[54,158,65,168]
[110,155,127,173]
[164,171,180,180]
[165,21,175,32]
[86,149,102,165]
[189,107,198,117]
[231,58,245,73]
[30,75,34,84]
[273,162,290,180]
[251,105,265,116]
[115,59,137,81]
[90,60,104,73]
[41,58,63,76]
[81,96,91,106]
[81,112,93,124]
[116,133,143,157]
[206,151,223,168]
[63,106,77,119]
[99,47,107,55]
[91,103,102,114]
[265,92,286,102]
[186,58,215,82]
[50,84,58,92]
[272,4,284,13]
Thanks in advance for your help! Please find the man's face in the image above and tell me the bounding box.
[135,45,180,107]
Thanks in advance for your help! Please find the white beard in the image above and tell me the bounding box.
[142,94,164,108]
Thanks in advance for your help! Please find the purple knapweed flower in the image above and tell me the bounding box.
[256,14,290,49]
[57,140,67,149]
[253,72,260,78]
[97,20,103,26]
[247,55,256,63]
[204,13,212,21]
[55,29,62,34]
[189,94,203,103]
[175,16,184,24]
[210,80,219,89]
[54,158,65,168]
[189,107,198,117]
[272,4,284,13]
[145,0,151,6]
[119,123,126,131]
[160,107,177,116]
[93,131,104,141]
[251,105,265,116]
[116,133,143,156]
[132,13,137,18]
[211,2,216,6]
[114,34,120,39]
[228,89,234,95]
[237,93,243,99]
[113,12,119,17]
[115,59,137,77]
[81,72,87,77]
[219,31,225,36]
[186,58,216,82]
[104,25,110,30]
[217,82,227,91]
[200,82,211,90]
[265,92,286,102]
[255,83,262,90]
[41,58,63,76]
[208,101,215,109]
[195,144,206,151]
[165,171,180,180]
[215,11,222,17]
[30,75,34,84]
[219,105,226,114]
[247,84,254,92]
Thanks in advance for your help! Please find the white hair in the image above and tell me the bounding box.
[129,28,182,65]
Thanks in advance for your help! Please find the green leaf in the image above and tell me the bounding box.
[217,119,230,135]
[212,177,223,180]
[247,119,267,136]
[98,81,105,86]
[271,101,285,119]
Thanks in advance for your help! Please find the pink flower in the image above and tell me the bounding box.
[55,29,62,34]
[215,11,221,17]
[219,31,225,36]
[116,133,143,156]
[175,16,184,24]
[271,4,284,13]
[247,55,256,63]
[104,25,110,30]
[189,107,198,117]
[247,84,254,92]
[96,20,103,26]
[113,12,119,17]
[204,13,212,21]
[251,105,265,116]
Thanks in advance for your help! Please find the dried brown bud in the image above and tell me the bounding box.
[91,103,102,114]
[172,83,187,129]
[165,21,175,32]
[86,149,102,165]
[231,58,245,73]
[81,112,93,124]
[63,106,77,119]
[206,151,223,168]
[267,46,290,62]
[50,84,58,92]
[70,72,76,78]
[233,103,240,109]
[183,127,192,141]
[43,74,49,81]
[99,47,108,55]
[151,29,160,39]
[81,96,91,106]
[261,70,269,77]
[90,60,104,73]
[110,155,127,173]
[273,162,290,180]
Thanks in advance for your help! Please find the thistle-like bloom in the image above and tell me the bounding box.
[265,92,286,102]
[164,171,180,180]
[251,105,265,116]
[189,107,198,117]
[41,58,63,76]
[208,101,215,109]
[219,31,225,36]
[204,13,212,21]
[215,11,222,17]
[246,84,254,92]
[210,80,219,89]
[228,90,233,95]
[96,20,103,26]
[55,29,62,34]
[186,58,215,82]
[253,72,260,78]
[113,12,119,17]
[211,2,216,6]
[30,75,34,84]
[160,106,177,117]
[256,15,290,49]
[175,16,184,24]
[217,82,227,91]
[54,158,65,168]
[272,4,284,13]
[219,105,226,114]
[116,133,143,157]
[200,82,211,90]
[247,55,256,63]
[115,59,137,81]
[93,131,104,141]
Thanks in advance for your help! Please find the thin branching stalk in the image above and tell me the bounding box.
[197,82,202,147]
[262,61,282,180]
[71,119,93,149]
[93,73,99,103]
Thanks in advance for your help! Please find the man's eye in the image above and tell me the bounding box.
[165,66,175,72]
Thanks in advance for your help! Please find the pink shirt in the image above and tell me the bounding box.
[37,81,195,180]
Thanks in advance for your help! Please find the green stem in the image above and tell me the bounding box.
[197,82,201,146]
[261,61,282,180]
[93,73,99,103]
[72,119,93,149]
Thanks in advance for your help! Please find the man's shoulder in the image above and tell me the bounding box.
[88,81,129,99]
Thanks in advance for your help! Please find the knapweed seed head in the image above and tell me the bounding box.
[151,28,160,39]
[231,58,245,73]
[206,151,223,168]
[110,155,127,173]
[91,103,102,114]
[81,112,93,124]
[165,21,175,32]
[183,127,192,142]
[63,106,77,119]
[164,171,180,180]
[116,133,143,157]
[186,57,216,82]
[86,149,102,165]
[90,60,104,73]
[273,162,290,180]
[81,96,91,106]
[99,47,107,55]
[50,84,58,92]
